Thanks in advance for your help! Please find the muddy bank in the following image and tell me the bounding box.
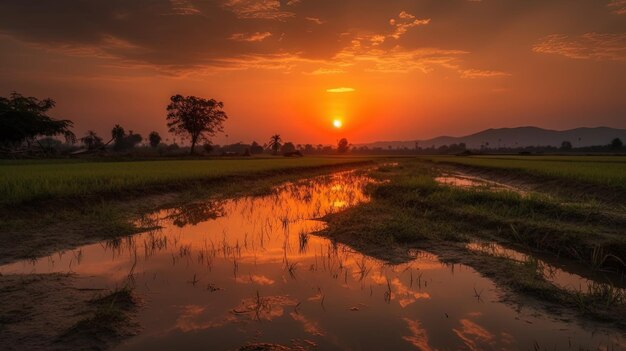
[0,273,137,351]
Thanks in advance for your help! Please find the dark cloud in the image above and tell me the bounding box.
[0,0,624,74]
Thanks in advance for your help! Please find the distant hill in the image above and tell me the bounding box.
[361,127,626,149]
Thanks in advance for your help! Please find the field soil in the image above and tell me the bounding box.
[0,274,136,351]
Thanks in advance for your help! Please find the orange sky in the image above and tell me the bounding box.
[1,0,625,145]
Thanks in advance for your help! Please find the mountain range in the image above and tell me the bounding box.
[360,127,626,149]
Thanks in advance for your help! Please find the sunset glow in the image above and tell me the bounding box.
[0,0,624,145]
[333,119,343,129]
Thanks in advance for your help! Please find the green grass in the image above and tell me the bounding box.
[0,157,371,206]
[421,155,626,190]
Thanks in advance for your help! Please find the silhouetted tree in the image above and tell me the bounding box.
[166,95,228,155]
[111,124,126,150]
[610,138,623,150]
[111,124,125,142]
[38,137,62,149]
[81,130,103,150]
[560,140,572,151]
[337,138,349,153]
[110,126,142,151]
[0,92,75,150]
[250,141,264,154]
[149,131,162,148]
[281,142,296,154]
[268,134,282,155]
[203,143,213,154]
[304,144,314,153]
[124,131,142,149]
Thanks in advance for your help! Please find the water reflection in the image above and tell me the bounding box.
[1,171,624,350]
[435,173,524,194]
[467,241,626,292]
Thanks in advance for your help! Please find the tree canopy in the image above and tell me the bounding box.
[81,131,103,150]
[281,142,296,154]
[0,92,75,149]
[610,138,623,150]
[166,95,228,155]
[149,131,162,148]
[110,125,142,151]
[337,138,350,153]
[268,134,282,155]
[560,140,573,151]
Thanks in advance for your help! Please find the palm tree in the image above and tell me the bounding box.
[268,134,282,155]
[111,124,125,142]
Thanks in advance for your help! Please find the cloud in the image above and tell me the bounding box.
[209,53,319,72]
[608,0,626,15]
[223,0,294,20]
[326,87,355,93]
[306,68,347,75]
[305,17,324,25]
[20,34,147,63]
[460,69,511,79]
[229,31,272,42]
[334,38,467,73]
[369,35,386,46]
[533,33,626,61]
[402,318,436,351]
[0,0,511,78]
[389,11,430,40]
[169,0,202,16]
[453,319,496,351]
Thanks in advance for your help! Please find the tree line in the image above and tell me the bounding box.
[0,92,353,157]
[2,91,623,157]
[348,139,624,155]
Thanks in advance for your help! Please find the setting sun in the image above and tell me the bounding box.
[333,119,343,128]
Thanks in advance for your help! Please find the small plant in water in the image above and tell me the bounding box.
[298,230,309,253]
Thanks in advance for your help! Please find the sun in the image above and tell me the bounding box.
[333,119,343,128]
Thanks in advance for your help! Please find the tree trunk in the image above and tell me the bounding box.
[190,136,197,155]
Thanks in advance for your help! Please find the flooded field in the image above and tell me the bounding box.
[435,173,524,194]
[1,171,624,350]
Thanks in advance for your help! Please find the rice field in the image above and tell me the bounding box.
[0,157,371,205]
[422,155,626,190]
